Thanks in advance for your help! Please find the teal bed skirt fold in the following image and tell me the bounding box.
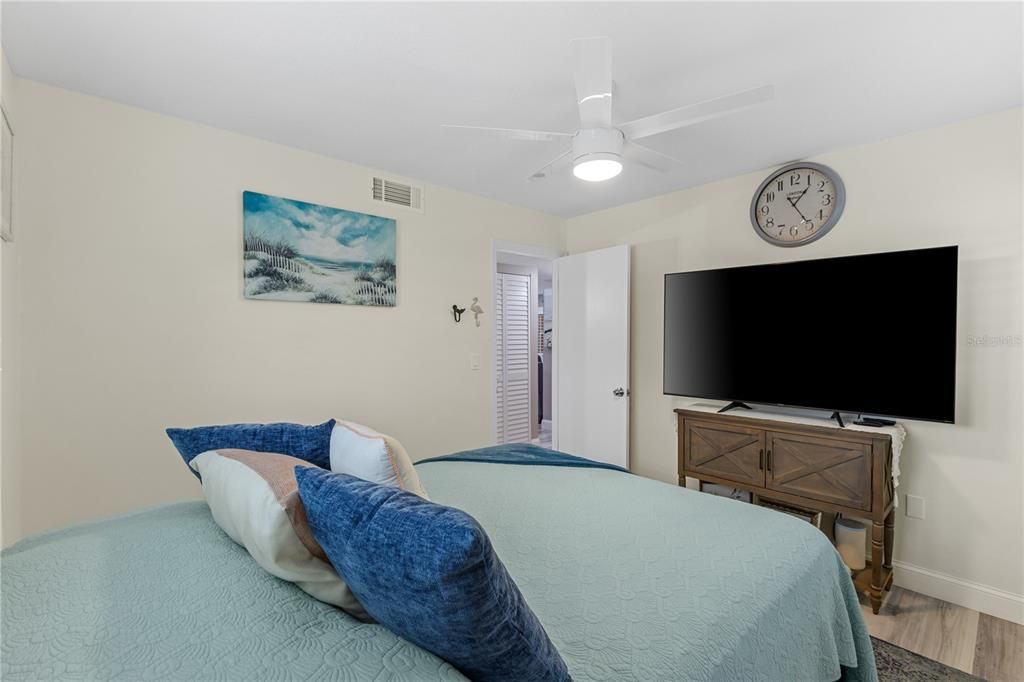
[417,442,628,473]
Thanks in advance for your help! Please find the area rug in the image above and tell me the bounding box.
[872,636,979,681]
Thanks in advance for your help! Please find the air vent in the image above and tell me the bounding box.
[371,176,423,211]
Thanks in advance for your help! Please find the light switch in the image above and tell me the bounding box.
[905,495,926,519]
[469,353,481,370]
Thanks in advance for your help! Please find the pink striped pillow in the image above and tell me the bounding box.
[189,448,368,620]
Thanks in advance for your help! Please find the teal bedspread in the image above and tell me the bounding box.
[1,503,461,681]
[419,462,876,682]
[2,459,875,681]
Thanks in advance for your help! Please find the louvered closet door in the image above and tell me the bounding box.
[495,272,532,443]
[495,274,504,440]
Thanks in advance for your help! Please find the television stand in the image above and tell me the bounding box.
[830,411,846,428]
[717,401,753,414]
[676,407,897,613]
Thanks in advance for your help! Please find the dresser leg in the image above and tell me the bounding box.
[883,509,895,572]
[870,520,884,614]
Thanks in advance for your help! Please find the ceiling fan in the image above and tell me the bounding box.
[442,37,774,182]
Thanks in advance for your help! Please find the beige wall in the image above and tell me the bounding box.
[1,46,21,547]
[566,108,1024,621]
[4,72,1022,622]
[3,79,563,542]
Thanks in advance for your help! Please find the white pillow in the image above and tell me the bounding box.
[330,421,428,498]
[190,448,369,620]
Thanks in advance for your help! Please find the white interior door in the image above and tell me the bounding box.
[495,272,533,443]
[554,245,630,468]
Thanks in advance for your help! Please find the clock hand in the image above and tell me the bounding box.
[786,196,811,223]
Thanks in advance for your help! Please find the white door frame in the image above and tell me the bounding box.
[491,241,562,446]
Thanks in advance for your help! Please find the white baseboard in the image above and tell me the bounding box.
[894,560,1024,624]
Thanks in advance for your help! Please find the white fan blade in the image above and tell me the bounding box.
[620,85,774,140]
[528,148,573,180]
[572,37,613,128]
[623,141,684,173]
[441,124,572,142]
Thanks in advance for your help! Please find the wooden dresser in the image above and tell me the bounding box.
[675,408,896,613]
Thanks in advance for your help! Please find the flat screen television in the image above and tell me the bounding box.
[663,246,958,423]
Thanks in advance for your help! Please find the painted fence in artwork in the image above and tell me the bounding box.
[258,253,302,273]
[244,234,303,273]
[355,282,397,306]
[243,250,303,273]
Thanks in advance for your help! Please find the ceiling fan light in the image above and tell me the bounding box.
[573,154,623,182]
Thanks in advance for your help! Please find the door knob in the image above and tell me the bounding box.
[613,387,629,397]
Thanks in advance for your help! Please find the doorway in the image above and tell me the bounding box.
[492,242,630,467]
[493,242,557,449]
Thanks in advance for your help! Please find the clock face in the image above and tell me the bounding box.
[751,163,845,246]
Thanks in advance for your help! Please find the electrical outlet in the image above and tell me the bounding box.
[905,495,926,519]
[469,353,481,371]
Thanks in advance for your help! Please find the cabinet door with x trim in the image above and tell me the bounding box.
[684,420,766,487]
[765,431,872,511]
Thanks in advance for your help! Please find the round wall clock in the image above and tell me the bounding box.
[750,162,845,247]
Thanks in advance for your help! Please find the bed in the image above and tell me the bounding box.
[1,448,876,681]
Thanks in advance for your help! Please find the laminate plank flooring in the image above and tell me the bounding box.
[859,587,1023,680]
[974,612,1024,681]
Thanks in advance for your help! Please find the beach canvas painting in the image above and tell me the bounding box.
[243,191,396,306]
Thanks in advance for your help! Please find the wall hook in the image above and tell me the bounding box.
[452,304,466,323]
[470,297,485,327]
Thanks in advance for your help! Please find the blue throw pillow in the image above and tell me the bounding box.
[166,419,335,475]
[295,467,570,682]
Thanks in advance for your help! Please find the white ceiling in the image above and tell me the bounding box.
[4,2,1021,217]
